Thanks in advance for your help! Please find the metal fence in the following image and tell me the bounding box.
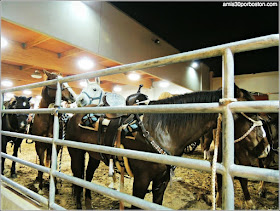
[1,34,279,210]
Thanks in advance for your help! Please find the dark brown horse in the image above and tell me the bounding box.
[31,70,76,194]
[66,85,268,209]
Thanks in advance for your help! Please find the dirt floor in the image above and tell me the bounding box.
[3,140,279,210]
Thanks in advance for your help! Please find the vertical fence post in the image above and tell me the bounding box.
[48,81,62,209]
[222,48,235,210]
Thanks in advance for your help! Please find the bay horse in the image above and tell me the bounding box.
[1,96,31,177]
[31,70,76,194]
[66,84,268,209]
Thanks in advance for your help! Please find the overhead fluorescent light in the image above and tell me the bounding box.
[159,81,170,88]
[23,90,32,95]
[128,72,140,81]
[31,70,42,79]
[77,57,94,70]
[191,61,199,68]
[1,37,8,48]
[1,80,13,87]
[79,81,87,87]
[113,85,122,92]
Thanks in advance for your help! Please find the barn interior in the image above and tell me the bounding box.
[1,1,279,210]
[1,1,278,107]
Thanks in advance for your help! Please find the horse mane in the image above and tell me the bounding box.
[146,90,222,132]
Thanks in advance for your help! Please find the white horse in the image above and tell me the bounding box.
[76,77,105,107]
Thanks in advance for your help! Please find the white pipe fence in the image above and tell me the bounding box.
[1,34,279,210]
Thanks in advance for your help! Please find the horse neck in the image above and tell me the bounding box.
[39,88,55,108]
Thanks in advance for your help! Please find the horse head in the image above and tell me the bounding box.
[76,78,105,107]
[8,96,31,130]
[43,70,76,103]
[234,85,270,158]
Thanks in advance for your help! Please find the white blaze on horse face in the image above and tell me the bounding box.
[20,121,25,128]
[23,102,26,107]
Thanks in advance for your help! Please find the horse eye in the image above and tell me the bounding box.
[93,88,97,91]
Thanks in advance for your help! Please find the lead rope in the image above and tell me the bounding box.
[57,113,69,186]
[212,113,222,210]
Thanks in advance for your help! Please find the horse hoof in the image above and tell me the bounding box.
[85,198,92,209]
[258,190,267,198]
[76,203,82,210]
[245,200,256,209]
[38,189,44,195]
[11,173,17,178]
[34,183,39,189]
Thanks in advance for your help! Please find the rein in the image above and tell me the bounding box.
[234,112,264,143]
[82,91,103,105]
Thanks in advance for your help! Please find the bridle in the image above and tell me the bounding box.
[81,90,103,105]
[234,112,265,143]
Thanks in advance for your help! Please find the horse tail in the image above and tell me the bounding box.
[45,148,51,168]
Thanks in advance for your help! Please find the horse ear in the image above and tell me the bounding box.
[27,97,32,101]
[95,77,100,85]
[234,83,244,99]
[43,69,52,78]
[86,79,90,84]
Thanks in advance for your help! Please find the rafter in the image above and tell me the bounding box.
[59,48,83,58]
[1,39,153,88]
[24,35,51,49]
[20,65,34,71]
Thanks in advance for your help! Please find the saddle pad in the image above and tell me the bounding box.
[79,114,110,131]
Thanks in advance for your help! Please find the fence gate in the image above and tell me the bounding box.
[1,34,279,210]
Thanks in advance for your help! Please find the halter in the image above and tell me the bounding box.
[234,112,264,143]
[81,91,103,105]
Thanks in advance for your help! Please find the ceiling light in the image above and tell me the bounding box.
[23,90,32,95]
[1,80,13,87]
[1,37,8,48]
[191,61,199,68]
[5,93,14,99]
[128,72,140,81]
[31,70,42,79]
[113,85,122,92]
[77,57,94,70]
[79,81,87,87]
[159,81,170,88]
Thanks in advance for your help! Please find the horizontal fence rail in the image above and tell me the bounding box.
[1,132,278,183]
[1,34,279,210]
[1,100,279,115]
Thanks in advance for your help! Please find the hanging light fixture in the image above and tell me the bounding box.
[31,70,42,79]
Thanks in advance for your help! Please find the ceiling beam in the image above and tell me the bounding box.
[24,35,51,49]
[2,39,152,88]
[59,48,83,58]
[20,65,35,71]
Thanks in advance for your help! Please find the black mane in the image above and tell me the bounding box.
[145,90,222,133]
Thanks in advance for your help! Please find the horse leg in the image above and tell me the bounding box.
[131,174,151,209]
[68,147,85,209]
[11,138,23,178]
[235,146,256,209]
[85,156,100,209]
[35,143,45,195]
[152,169,170,205]
[1,136,8,175]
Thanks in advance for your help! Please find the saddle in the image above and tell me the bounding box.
[79,85,148,164]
